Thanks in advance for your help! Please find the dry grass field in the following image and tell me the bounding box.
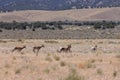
[0,39,120,80]
[0,7,120,22]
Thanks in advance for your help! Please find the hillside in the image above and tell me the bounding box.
[0,0,120,11]
[0,7,120,22]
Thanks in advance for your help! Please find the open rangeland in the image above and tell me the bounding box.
[0,39,120,80]
[0,7,120,22]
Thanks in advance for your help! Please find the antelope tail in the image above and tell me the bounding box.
[57,50,61,53]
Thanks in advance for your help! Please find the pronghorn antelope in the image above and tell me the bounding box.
[57,44,72,53]
[12,46,26,53]
[33,45,45,56]
[92,45,97,51]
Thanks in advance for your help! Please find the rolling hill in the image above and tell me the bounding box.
[0,7,120,22]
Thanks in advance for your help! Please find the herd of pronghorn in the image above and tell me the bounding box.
[11,44,98,56]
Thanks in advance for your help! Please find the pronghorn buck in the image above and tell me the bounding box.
[12,45,26,53]
[33,45,45,56]
[58,44,72,53]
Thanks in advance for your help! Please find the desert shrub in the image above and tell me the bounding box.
[60,61,66,67]
[64,68,85,80]
[113,71,117,77]
[96,68,103,75]
[4,64,10,69]
[44,40,58,43]
[0,40,7,43]
[86,62,96,69]
[57,25,63,30]
[5,71,8,74]
[64,74,84,80]
[87,63,93,68]
[87,59,96,68]
[54,56,60,61]
[98,41,103,44]
[94,23,101,29]
[15,69,21,74]
[47,53,51,56]
[13,56,16,60]
[90,59,96,63]
[93,21,116,30]
[17,39,24,42]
